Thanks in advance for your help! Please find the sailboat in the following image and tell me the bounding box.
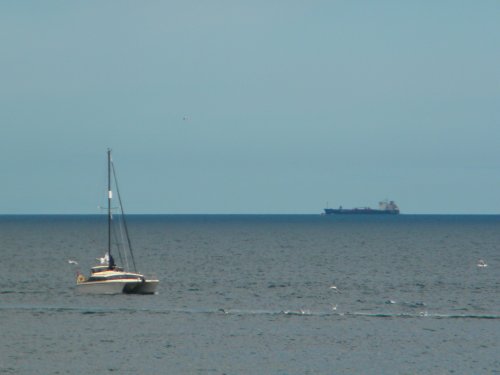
[76,149,159,294]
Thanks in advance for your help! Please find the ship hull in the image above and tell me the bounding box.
[76,279,159,295]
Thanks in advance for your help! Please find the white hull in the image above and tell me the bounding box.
[76,279,159,295]
[133,279,159,294]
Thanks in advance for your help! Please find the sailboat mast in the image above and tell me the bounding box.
[107,148,112,264]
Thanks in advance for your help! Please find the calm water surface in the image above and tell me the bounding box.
[0,215,499,374]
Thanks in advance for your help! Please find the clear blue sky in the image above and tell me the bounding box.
[1,1,499,214]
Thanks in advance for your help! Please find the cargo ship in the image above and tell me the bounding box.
[324,200,400,215]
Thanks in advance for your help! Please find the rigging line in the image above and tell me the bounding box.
[110,217,125,267]
[115,206,130,270]
[111,160,138,273]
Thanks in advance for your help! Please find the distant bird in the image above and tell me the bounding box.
[331,304,338,311]
[329,285,341,293]
[477,259,488,268]
[68,260,78,265]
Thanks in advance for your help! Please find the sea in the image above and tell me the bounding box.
[0,214,499,374]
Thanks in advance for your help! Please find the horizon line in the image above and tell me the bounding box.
[0,212,499,216]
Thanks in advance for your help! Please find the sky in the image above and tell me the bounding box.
[0,1,499,214]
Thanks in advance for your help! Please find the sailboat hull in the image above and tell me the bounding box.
[129,279,159,294]
[76,279,159,295]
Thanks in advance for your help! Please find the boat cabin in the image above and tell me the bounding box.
[91,265,124,274]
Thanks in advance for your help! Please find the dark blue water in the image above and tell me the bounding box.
[1,215,499,374]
